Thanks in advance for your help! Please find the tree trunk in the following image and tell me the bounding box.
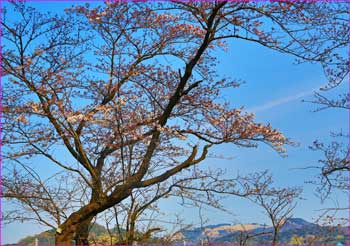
[126,205,139,245]
[71,185,101,246]
[54,185,133,246]
[74,216,94,246]
[55,217,93,246]
[55,228,75,246]
[272,227,279,246]
[127,221,135,244]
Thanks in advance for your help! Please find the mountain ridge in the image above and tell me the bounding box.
[174,218,348,244]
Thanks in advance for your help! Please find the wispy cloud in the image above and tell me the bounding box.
[247,88,317,113]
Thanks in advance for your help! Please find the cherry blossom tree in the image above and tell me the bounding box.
[98,169,276,245]
[309,136,349,201]
[254,187,302,246]
[2,1,347,245]
[303,3,349,226]
[244,173,302,246]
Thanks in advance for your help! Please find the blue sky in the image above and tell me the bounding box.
[2,1,348,244]
[156,38,347,227]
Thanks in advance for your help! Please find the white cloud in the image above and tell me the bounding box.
[247,87,317,113]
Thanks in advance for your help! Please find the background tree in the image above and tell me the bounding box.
[303,4,349,226]
[232,222,271,246]
[101,169,275,245]
[246,174,302,246]
[309,136,349,202]
[2,1,348,245]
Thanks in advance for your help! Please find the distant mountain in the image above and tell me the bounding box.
[173,218,348,245]
[173,223,266,243]
[205,223,231,229]
[281,218,316,231]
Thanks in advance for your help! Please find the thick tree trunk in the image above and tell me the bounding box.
[55,229,75,246]
[54,185,133,246]
[74,216,94,246]
[55,217,93,246]
[55,212,94,246]
[56,187,101,246]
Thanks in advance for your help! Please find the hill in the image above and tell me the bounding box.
[173,218,348,245]
[16,218,349,245]
[17,224,109,246]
